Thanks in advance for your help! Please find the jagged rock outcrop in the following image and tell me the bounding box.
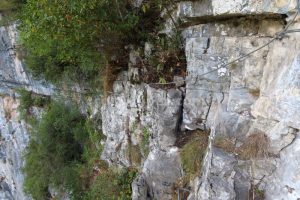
[101,71,183,199]
[103,1,300,200]
[1,1,300,200]
[178,1,300,200]
[0,23,52,200]
[0,95,29,200]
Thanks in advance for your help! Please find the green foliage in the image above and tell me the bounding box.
[18,0,139,84]
[17,89,34,112]
[0,0,24,12]
[180,131,208,178]
[140,127,151,157]
[84,170,118,200]
[84,168,137,200]
[23,101,89,199]
[18,89,50,109]
[13,0,185,88]
[17,88,51,121]
[116,169,138,200]
[0,0,25,26]
[142,32,186,85]
[22,100,137,200]
[0,0,15,11]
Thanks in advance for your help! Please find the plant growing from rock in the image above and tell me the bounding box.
[84,168,137,200]
[140,127,151,157]
[17,88,51,122]
[23,101,88,199]
[214,132,270,160]
[180,130,209,178]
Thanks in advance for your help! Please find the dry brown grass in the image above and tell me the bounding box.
[127,144,142,167]
[126,144,143,167]
[214,136,236,154]
[172,176,191,200]
[249,88,261,97]
[237,133,270,160]
[214,132,270,160]
[229,62,238,70]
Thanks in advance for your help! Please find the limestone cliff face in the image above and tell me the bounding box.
[1,1,300,200]
[0,23,52,200]
[102,1,300,200]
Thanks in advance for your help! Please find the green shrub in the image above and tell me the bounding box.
[13,0,185,88]
[23,101,89,199]
[84,168,137,200]
[0,0,25,26]
[18,0,139,84]
[17,88,51,121]
[180,131,208,178]
[22,100,138,200]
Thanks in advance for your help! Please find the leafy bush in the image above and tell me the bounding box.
[0,0,24,12]
[142,33,186,86]
[22,100,137,200]
[18,0,139,84]
[23,101,89,199]
[17,88,51,121]
[84,168,137,200]
[13,0,185,89]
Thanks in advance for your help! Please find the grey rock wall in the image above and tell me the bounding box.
[103,1,300,200]
[101,71,183,200]
[0,23,52,200]
[1,1,300,200]
[179,1,300,200]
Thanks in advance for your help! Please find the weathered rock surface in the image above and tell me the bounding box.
[179,0,298,18]
[264,133,300,200]
[0,96,29,200]
[2,1,300,200]
[137,148,182,200]
[0,23,52,200]
[102,1,300,199]
[101,71,183,199]
[179,1,300,199]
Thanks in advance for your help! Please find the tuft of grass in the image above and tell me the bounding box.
[140,127,151,157]
[102,64,123,100]
[229,62,238,70]
[84,168,137,200]
[237,132,270,160]
[249,88,261,97]
[180,130,209,178]
[213,132,270,160]
[214,136,236,154]
[172,176,191,200]
[126,144,142,167]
